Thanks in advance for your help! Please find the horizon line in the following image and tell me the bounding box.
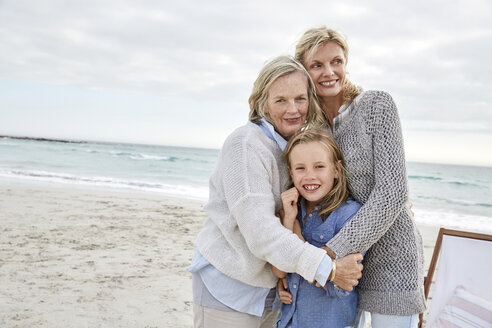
[3,134,492,169]
[0,134,220,151]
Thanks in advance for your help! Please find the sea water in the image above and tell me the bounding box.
[0,137,216,199]
[1,137,491,232]
[407,162,492,232]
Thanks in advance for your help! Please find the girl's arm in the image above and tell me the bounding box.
[270,187,302,277]
[272,266,287,279]
[293,219,305,242]
[277,278,293,304]
[279,187,299,231]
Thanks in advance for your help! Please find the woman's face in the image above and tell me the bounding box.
[304,41,346,99]
[266,71,309,140]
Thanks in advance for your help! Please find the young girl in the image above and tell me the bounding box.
[272,127,362,328]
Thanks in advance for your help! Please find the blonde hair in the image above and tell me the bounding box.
[248,55,325,128]
[295,26,360,105]
[283,127,350,220]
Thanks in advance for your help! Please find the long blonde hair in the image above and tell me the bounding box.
[295,26,360,105]
[283,127,350,220]
[248,55,325,128]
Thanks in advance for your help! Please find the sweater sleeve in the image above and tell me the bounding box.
[326,92,409,257]
[223,131,326,281]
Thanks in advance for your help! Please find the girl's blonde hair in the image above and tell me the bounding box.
[283,127,350,220]
[295,26,360,105]
[248,55,325,128]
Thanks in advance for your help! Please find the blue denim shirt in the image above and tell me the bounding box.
[277,198,362,328]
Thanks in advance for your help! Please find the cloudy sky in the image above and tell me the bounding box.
[1,0,491,166]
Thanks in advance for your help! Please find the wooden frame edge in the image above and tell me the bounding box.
[419,228,492,328]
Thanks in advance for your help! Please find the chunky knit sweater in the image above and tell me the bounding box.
[325,90,426,315]
[196,124,327,289]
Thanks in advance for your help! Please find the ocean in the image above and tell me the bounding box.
[1,136,491,233]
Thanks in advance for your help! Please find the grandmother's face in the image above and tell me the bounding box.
[265,71,309,140]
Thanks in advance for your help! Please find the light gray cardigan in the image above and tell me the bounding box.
[197,124,326,289]
[326,90,426,315]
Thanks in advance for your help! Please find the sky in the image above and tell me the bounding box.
[1,0,491,167]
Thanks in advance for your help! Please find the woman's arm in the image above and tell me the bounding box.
[326,91,409,257]
[220,131,326,282]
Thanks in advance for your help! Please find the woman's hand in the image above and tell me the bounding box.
[280,187,299,231]
[277,278,293,304]
[321,246,363,291]
[331,253,364,291]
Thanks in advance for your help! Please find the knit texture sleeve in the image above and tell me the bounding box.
[326,92,409,257]
[222,130,326,281]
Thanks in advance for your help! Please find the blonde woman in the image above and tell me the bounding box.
[187,56,363,328]
[292,27,426,327]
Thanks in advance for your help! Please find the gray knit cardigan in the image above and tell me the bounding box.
[325,90,426,315]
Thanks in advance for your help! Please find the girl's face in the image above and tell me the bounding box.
[289,141,339,206]
[303,41,346,99]
[265,71,309,140]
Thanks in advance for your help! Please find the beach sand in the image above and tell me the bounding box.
[0,184,440,327]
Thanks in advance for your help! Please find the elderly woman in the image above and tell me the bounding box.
[188,56,363,328]
[293,27,426,327]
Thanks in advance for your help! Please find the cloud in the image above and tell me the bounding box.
[0,0,491,160]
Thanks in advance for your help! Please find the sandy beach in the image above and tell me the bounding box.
[0,183,441,327]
